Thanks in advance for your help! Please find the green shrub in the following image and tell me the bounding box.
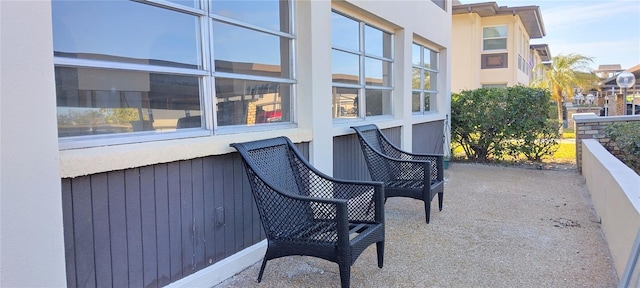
[506,120,560,161]
[451,86,559,162]
[605,122,640,173]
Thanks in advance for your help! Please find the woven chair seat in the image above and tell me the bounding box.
[386,179,424,189]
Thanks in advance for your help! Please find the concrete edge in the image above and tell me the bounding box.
[165,239,267,288]
[573,113,640,124]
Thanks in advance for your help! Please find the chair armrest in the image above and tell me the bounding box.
[263,179,350,207]
[388,158,432,181]
[300,162,385,199]
[262,187,352,243]
[392,148,443,162]
[309,179,384,223]
[259,180,348,222]
[369,151,431,179]
[385,151,443,182]
[261,177,383,224]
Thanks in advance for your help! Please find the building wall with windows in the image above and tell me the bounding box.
[530,44,552,83]
[0,0,452,287]
[451,2,546,92]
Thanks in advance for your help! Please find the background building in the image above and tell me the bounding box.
[451,1,548,91]
[593,64,640,116]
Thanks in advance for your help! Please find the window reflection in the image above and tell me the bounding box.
[483,26,507,37]
[213,21,290,78]
[215,79,290,126]
[483,39,507,51]
[56,67,202,137]
[364,25,392,58]
[412,91,421,112]
[52,0,295,145]
[332,87,358,118]
[52,0,201,69]
[331,13,359,51]
[332,50,360,84]
[412,44,421,66]
[365,58,392,86]
[425,71,438,91]
[412,68,421,89]
[365,90,391,116]
[211,0,290,33]
[331,11,394,119]
[412,43,439,114]
[425,93,434,111]
[483,26,507,51]
[426,50,438,69]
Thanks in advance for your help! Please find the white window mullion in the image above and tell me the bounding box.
[358,21,366,119]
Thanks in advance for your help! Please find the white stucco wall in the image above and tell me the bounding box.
[0,1,67,286]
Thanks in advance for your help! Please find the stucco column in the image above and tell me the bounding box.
[1,1,67,286]
[295,0,334,174]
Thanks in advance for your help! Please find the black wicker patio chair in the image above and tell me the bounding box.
[351,124,444,223]
[230,137,385,288]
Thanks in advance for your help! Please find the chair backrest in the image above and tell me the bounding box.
[230,137,315,238]
[352,125,405,157]
[351,125,400,182]
[232,137,301,193]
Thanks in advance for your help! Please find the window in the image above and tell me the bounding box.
[331,11,393,119]
[481,53,508,69]
[411,43,439,113]
[482,84,507,89]
[483,25,507,51]
[52,0,294,148]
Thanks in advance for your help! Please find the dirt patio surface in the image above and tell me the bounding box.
[214,163,619,288]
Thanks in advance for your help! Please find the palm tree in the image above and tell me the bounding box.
[531,53,600,133]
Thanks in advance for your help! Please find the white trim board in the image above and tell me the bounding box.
[165,240,267,288]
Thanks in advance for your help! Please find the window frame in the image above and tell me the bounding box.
[209,2,297,134]
[481,83,507,89]
[411,42,439,115]
[53,0,296,150]
[482,25,508,52]
[330,10,394,122]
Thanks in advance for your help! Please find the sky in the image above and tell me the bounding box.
[462,0,640,71]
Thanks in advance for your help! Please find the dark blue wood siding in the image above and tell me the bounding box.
[333,126,401,181]
[412,120,444,154]
[62,142,309,288]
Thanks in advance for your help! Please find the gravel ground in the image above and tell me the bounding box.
[214,163,619,288]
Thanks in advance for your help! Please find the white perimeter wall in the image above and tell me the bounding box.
[582,139,640,278]
[0,1,67,286]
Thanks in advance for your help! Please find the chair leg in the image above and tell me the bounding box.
[376,241,384,268]
[438,192,444,211]
[257,257,268,283]
[338,260,351,288]
[424,200,431,224]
